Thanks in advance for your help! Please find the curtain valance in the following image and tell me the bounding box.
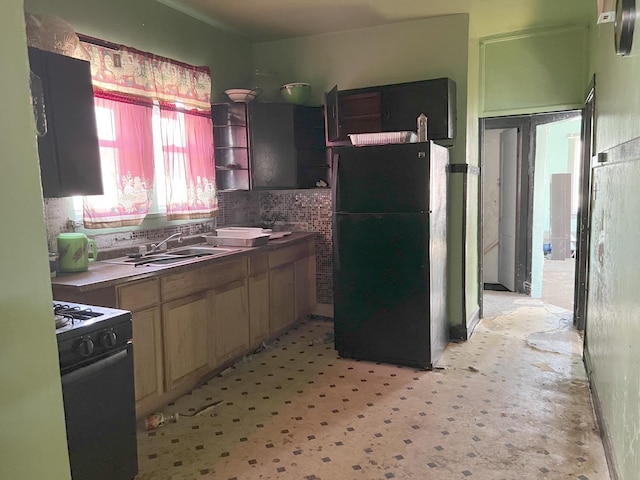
[81,42,211,111]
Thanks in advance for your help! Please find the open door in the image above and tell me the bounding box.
[573,81,595,330]
[498,129,518,291]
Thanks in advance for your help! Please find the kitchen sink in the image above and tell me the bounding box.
[101,246,239,266]
[170,246,237,256]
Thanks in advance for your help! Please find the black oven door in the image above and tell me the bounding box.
[61,344,138,480]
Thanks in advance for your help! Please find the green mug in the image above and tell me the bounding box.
[57,233,97,273]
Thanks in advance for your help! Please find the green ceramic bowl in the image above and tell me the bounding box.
[280,83,311,105]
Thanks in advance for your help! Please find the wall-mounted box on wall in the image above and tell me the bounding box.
[597,0,616,23]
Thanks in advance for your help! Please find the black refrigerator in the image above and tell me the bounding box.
[332,141,449,369]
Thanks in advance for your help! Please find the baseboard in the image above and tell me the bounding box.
[483,283,510,291]
[584,349,621,480]
[313,303,333,318]
[467,306,480,338]
[450,306,480,341]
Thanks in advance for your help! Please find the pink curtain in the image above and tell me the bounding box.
[160,108,217,220]
[83,95,155,228]
[81,42,212,111]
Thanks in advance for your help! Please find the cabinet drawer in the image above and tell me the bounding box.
[118,278,160,311]
[161,258,248,302]
[269,240,314,269]
[248,252,269,276]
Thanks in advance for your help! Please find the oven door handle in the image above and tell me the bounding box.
[61,344,131,384]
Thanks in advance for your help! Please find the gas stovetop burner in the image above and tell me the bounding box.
[55,314,70,329]
[53,300,133,372]
[54,302,105,322]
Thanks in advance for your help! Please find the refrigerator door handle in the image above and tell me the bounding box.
[331,152,340,212]
[332,152,341,271]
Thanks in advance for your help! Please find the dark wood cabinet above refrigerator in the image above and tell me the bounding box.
[28,47,103,198]
[325,77,456,145]
[212,102,328,191]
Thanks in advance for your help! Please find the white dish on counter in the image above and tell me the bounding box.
[268,231,292,239]
[215,227,291,240]
[216,227,270,236]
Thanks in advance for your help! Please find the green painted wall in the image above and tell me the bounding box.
[24,0,252,103]
[0,2,71,478]
[585,15,640,480]
[252,14,470,165]
[480,25,590,117]
[465,23,481,326]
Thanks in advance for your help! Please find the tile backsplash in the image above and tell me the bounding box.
[44,189,334,304]
[259,189,332,304]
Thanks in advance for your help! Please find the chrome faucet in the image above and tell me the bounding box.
[150,232,182,252]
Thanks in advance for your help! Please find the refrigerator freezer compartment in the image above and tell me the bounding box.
[348,131,417,146]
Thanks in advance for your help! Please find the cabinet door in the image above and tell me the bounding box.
[249,272,270,348]
[131,307,163,409]
[295,106,329,188]
[295,255,317,320]
[213,103,250,191]
[325,85,340,142]
[381,79,456,140]
[269,262,296,334]
[162,293,209,391]
[28,47,102,198]
[249,103,297,189]
[209,280,250,367]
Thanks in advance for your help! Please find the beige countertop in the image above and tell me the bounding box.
[51,232,317,292]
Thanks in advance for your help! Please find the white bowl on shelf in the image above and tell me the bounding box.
[224,88,262,103]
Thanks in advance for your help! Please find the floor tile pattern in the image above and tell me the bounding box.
[135,292,609,480]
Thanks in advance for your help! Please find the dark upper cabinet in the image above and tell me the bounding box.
[294,106,329,189]
[249,103,297,189]
[212,102,328,191]
[325,78,456,144]
[28,47,102,198]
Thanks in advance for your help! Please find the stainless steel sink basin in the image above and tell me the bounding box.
[101,246,239,266]
[170,246,237,256]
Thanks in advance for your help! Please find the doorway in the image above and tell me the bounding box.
[479,111,582,311]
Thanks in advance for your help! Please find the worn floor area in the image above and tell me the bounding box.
[542,257,576,312]
[135,292,609,480]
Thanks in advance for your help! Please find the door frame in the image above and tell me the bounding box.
[479,116,531,297]
[573,77,595,331]
[478,110,583,312]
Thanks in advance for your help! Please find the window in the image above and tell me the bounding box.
[74,40,215,229]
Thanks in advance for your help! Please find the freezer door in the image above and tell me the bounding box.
[333,213,434,368]
[333,143,431,213]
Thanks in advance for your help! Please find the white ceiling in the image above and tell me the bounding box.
[156,0,594,42]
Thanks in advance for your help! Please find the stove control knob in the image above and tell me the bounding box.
[76,338,95,357]
[100,331,118,348]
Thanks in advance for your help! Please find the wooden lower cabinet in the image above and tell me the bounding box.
[59,238,316,417]
[116,278,163,416]
[249,271,270,348]
[162,292,209,392]
[269,262,296,334]
[248,252,270,348]
[209,279,250,367]
[131,307,163,410]
[295,255,317,320]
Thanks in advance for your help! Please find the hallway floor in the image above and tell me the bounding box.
[135,292,609,480]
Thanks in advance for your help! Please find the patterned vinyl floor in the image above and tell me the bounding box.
[135,292,609,480]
